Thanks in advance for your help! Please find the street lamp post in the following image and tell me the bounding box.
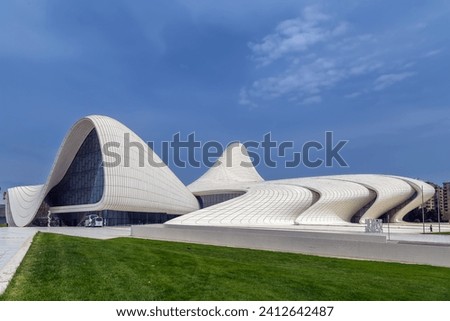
[437,190,441,233]
[387,214,390,241]
[421,185,425,234]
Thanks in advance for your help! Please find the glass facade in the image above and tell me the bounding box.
[34,128,180,227]
[46,129,104,207]
[52,210,179,227]
[196,192,245,209]
[32,210,179,226]
[102,210,179,226]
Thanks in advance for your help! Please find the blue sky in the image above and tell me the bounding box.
[1,0,449,199]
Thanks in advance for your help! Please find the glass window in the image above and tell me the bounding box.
[46,129,104,206]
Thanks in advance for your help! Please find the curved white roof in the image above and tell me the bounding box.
[326,174,414,223]
[188,142,264,193]
[168,184,314,226]
[6,115,199,227]
[273,178,376,225]
[5,116,435,228]
[169,173,435,227]
[386,176,435,222]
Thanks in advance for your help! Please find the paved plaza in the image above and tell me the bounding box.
[0,228,37,294]
[0,227,131,294]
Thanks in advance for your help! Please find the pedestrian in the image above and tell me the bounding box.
[429,224,433,233]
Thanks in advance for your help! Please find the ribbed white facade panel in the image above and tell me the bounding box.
[6,115,199,227]
[274,178,375,225]
[91,115,199,215]
[6,119,97,226]
[167,184,314,226]
[180,144,434,226]
[386,176,435,222]
[326,175,415,223]
[175,173,434,227]
[5,185,44,227]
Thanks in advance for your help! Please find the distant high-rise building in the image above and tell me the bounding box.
[425,181,450,221]
[424,183,438,211]
[443,182,450,221]
[424,182,442,212]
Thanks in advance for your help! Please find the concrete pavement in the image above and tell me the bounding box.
[0,226,131,295]
[0,228,37,294]
[33,226,131,240]
[132,224,450,268]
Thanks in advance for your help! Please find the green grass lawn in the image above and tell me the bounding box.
[1,232,449,301]
[0,224,7,227]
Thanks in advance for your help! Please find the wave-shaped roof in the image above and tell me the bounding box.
[5,116,435,227]
[6,115,199,227]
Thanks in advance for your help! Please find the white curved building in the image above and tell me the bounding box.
[169,144,435,227]
[172,183,315,226]
[280,178,375,225]
[324,175,415,223]
[5,115,199,227]
[385,176,435,223]
[5,115,434,228]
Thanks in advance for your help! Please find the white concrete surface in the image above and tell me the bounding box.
[0,228,37,294]
[183,144,435,226]
[132,223,450,268]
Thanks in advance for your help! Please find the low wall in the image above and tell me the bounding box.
[131,224,450,268]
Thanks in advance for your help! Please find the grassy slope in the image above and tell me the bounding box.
[1,232,449,301]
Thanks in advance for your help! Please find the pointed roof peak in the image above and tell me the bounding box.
[188,142,264,192]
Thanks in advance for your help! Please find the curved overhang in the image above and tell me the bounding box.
[326,175,415,223]
[386,176,435,223]
[275,178,376,225]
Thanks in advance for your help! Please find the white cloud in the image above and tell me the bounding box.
[348,60,383,76]
[373,72,415,91]
[345,92,362,99]
[247,58,345,101]
[0,1,80,59]
[248,6,346,66]
[302,95,322,105]
[423,49,442,58]
[238,89,256,108]
[240,5,424,107]
[412,22,427,30]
